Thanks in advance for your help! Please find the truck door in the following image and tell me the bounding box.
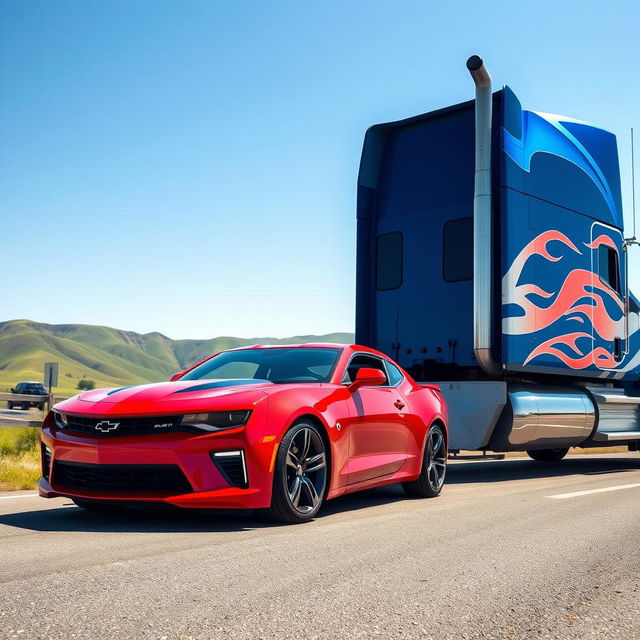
[590,223,627,369]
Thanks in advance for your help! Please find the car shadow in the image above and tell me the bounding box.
[1,455,638,533]
[0,486,410,534]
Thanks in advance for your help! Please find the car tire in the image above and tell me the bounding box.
[402,422,447,498]
[264,420,328,524]
[526,448,569,462]
[22,403,29,411]
[72,499,121,512]
[8,402,13,410]
[37,404,45,411]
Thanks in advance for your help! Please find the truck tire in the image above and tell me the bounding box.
[526,448,569,462]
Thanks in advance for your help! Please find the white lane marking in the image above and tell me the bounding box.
[0,493,39,500]
[548,482,640,499]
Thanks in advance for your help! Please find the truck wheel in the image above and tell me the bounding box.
[403,422,447,498]
[526,448,569,462]
[22,403,29,410]
[264,420,328,524]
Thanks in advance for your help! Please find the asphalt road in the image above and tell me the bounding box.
[1,453,640,640]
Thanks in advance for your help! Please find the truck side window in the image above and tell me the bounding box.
[376,232,403,290]
[442,217,473,282]
[598,245,622,296]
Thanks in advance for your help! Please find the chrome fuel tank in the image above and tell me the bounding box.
[489,385,596,451]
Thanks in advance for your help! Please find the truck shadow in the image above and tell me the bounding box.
[446,454,640,484]
[1,455,638,534]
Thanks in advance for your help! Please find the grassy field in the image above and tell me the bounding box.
[0,427,41,491]
[0,319,354,395]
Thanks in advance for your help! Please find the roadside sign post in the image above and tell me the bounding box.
[43,362,59,412]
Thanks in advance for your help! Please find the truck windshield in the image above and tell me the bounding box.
[180,347,342,384]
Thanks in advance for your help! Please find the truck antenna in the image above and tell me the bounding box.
[625,127,639,249]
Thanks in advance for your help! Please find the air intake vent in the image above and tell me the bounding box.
[211,450,248,488]
[41,445,52,481]
[52,461,192,494]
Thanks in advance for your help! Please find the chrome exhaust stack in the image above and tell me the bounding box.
[467,55,501,376]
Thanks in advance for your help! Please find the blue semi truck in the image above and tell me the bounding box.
[355,55,640,458]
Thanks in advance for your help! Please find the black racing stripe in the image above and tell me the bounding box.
[106,385,141,396]
[172,379,270,394]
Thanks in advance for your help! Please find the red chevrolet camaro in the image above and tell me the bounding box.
[40,344,448,523]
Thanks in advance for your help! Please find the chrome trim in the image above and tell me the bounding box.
[586,386,640,440]
[592,431,640,441]
[467,55,501,376]
[492,385,596,449]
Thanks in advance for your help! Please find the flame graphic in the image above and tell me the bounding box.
[503,230,625,370]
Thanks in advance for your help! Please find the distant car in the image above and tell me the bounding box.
[9,382,47,410]
[40,344,448,523]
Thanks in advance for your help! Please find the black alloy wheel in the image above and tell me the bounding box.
[265,421,328,523]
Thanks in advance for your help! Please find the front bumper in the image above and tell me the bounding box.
[40,425,277,509]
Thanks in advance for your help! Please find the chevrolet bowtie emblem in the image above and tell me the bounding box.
[94,420,120,433]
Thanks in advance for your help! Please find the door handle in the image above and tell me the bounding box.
[394,399,405,410]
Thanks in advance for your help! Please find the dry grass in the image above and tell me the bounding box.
[0,427,41,491]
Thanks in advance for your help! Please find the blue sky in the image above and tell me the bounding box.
[1,0,639,339]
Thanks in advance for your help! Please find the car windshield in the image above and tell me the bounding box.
[181,347,342,384]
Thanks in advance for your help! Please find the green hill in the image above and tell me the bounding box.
[0,319,354,395]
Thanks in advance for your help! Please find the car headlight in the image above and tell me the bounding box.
[181,410,251,432]
[53,412,68,429]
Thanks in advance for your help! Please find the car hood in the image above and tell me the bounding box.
[55,379,274,415]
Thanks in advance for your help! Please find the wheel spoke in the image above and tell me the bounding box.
[286,449,299,469]
[301,476,320,507]
[431,432,442,456]
[429,464,439,488]
[289,476,302,507]
[299,428,311,461]
[304,452,326,473]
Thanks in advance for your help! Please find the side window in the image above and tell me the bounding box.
[598,245,622,296]
[442,217,473,282]
[15,383,23,392]
[376,232,403,291]
[385,361,404,386]
[343,354,389,385]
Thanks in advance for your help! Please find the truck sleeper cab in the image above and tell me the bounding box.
[355,55,640,456]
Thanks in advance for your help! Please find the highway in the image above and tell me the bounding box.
[1,453,639,639]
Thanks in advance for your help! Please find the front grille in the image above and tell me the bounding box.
[211,450,248,488]
[52,461,193,494]
[62,414,182,437]
[41,444,51,480]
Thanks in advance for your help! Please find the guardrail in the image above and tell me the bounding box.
[0,393,70,427]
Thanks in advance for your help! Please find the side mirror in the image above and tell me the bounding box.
[348,367,386,391]
[10,388,15,393]
[170,372,183,382]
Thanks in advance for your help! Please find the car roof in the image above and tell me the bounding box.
[227,343,388,356]
[228,343,348,351]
